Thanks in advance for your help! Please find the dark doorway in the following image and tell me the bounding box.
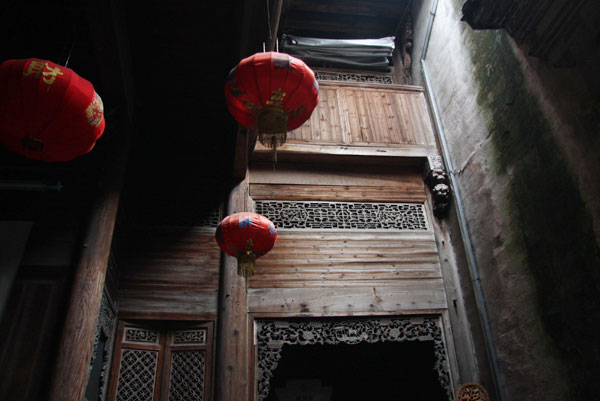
[266,341,447,401]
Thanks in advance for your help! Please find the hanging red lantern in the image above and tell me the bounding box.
[215,212,278,278]
[224,51,319,150]
[0,58,105,162]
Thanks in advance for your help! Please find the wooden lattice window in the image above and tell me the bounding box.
[106,321,214,401]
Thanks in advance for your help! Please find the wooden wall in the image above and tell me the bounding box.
[248,231,446,315]
[0,223,76,401]
[287,83,437,147]
[116,226,220,317]
[249,162,426,203]
[247,164,446,316]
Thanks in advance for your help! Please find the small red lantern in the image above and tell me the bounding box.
[224,52,319,149]
[215,212,278,278]
[0,58,105,162]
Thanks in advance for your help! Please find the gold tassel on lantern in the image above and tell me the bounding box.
[237,250,257,278]
[237,239,256,288]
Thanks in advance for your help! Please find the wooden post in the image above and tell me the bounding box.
[215,174,250,401]
[48,133,127,401]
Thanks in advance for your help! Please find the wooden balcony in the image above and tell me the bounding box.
[253,81,439,163]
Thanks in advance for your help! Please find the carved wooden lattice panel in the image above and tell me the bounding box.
[167,351,206,401]
[254,200,428,231]
[314,70,394,85]
[107,322,214,401]
[173,329,207,345]
[199,207,221,228]
[87,289,117,401]
[124,327,160,344]
[255,316,453,401]
[116,349,159,401]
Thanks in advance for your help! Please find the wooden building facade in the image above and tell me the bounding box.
[101,75,464,401]
[0,1,501,401]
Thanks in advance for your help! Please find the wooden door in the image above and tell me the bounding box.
[107,321,213,401]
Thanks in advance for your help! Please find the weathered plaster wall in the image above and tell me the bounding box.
[414,0,600,400]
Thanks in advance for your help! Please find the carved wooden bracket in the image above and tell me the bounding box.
[424,156,451,218]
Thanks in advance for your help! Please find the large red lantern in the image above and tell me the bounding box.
[224,52,319,149]
[215,212,278,279]
[0,58,105,162]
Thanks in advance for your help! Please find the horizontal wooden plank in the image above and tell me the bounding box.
[250,162,423,186]
[251,276,443,288]
[260,232,438,249]
[119,274,219,287]
[119,263,218,274]
[317,80,424,92]
[250,184,425,202]
[119,255,219,266]
[253,142,438,160]
[257,257,440,267]
[118,311,217,321]
[259,231,434,240]
[117,290,218,314]
[248,282,447,314]
[250,232,441,287]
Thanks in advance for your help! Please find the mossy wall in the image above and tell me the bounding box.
[417,0,600,399]
[471,29,600,401]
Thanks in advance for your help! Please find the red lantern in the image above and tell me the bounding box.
[224,52,319,149]
[215,212,278,278]
[0,58,105,162]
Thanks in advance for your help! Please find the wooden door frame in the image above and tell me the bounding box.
[106,319,215,401]
[247,311,459,401]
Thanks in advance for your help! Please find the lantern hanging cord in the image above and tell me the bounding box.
[60,13,79,68]
[267,0,272,40]
[64,43,74,68]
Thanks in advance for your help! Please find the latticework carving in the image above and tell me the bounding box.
[254,201,428,231]
[88,289,117,401]
[314,70,394,85]
[116,349,158,401]
[173,329,207,345]
[255,317,452,401]
[456,382,490,401]
[124,327,159,344]
[199,207,221,228]
[167,351,206,401]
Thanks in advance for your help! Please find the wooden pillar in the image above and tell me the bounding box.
[48,135,127,401]
[215,173,250,401]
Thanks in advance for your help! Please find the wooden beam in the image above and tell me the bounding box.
[48,130,128,401]
[267,0,284,51]
[215,173,251,401]
[232,127,254,180]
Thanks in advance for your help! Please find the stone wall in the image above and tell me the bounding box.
[413,0,600,400]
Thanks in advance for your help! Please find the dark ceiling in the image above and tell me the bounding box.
[1,0,412,226]
[280,0,412,39]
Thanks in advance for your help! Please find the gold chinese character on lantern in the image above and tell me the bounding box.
[22,60,45,79]
[42,65,64,84]
[266,88,285,108]
[22,61,64,85]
